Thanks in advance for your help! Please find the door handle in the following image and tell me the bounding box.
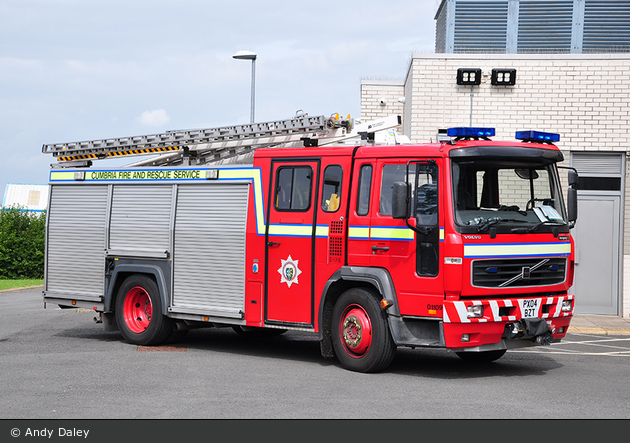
[372,246,389,254]
[268,241,281,247]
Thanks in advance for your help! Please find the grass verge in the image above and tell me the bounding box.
[0,279,44,291]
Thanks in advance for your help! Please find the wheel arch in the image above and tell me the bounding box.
[317,266,400,357]
[105,264,170,316]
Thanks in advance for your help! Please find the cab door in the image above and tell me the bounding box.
[265,160,319,326]
[370,159,444,317]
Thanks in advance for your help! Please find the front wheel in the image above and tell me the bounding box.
[331,288,396,373]
[115,274,174,346]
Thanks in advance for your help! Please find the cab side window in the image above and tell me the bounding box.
[379,164,407,216]
[356,164,372,216]
[275,166,312,211]
[321,165,343,212]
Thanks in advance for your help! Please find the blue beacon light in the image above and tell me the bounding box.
[447,127,496,138]
[515,130,560,143]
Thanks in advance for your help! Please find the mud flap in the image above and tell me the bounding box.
[102,312,118,332]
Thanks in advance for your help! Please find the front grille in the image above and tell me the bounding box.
[472,257,567,288]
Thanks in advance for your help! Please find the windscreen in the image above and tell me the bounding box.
[451,159,567,233]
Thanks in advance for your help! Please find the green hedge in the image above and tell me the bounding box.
[0,207,46,279]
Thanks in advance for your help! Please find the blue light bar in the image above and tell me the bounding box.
[447,127,495,138]
[515,130,560,143]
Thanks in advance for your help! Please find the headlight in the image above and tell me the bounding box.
[467,305,484,318]
[561,299,573,312]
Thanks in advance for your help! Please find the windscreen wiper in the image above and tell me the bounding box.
[511,219,566,233]
[476,217,529,232]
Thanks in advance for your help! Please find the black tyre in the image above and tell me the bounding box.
[455,349,507,363]
[331,288,396,373]
[115,274,174,346]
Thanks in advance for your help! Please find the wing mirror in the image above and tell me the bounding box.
[392,182,410,219]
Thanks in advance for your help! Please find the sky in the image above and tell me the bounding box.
[1,0,440,199]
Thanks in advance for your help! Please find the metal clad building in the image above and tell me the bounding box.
[435,0,630,53]
[2,183,49,212]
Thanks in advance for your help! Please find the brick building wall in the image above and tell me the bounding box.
[359,80,405,132]
[361,53,630,317]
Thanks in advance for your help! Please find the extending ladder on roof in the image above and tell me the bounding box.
[42,114,402,168]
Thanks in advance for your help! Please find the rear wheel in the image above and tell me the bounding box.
[455,349,507,363]
[331,288,396,373]
[115,274,174,346]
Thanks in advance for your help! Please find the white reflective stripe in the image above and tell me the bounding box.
[454,301,471,323]
[464,242,571,258]
[489,300,500,320]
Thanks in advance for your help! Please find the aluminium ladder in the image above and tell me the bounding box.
[42,114,402,168]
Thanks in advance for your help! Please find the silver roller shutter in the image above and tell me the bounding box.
[172,184,249,318]
[571,153,623,177]
[46,185,108,299]
[109,184,172,254]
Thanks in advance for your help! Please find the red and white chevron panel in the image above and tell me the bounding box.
[443,294,574,324]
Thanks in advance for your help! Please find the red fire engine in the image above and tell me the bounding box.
[43,116,577,372]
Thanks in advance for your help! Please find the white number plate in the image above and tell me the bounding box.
[520,298,541,318]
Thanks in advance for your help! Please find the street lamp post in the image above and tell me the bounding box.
[232,50,257,124]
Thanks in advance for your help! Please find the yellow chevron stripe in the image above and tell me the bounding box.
[57,146,179,161]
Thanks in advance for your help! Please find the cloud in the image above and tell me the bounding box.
[137,109,170,127]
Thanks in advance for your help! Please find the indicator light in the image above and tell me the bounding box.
[444,257,463,264]
[380,299,394,310]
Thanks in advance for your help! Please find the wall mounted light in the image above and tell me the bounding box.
[491,68,517,85]
[456,68,482,85]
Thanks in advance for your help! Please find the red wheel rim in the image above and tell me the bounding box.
[123,286,153,333]
[339,304,373,358]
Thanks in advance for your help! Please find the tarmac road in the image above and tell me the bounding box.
[1,287,629,420]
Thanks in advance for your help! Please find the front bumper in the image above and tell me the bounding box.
[442,294,574,350]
